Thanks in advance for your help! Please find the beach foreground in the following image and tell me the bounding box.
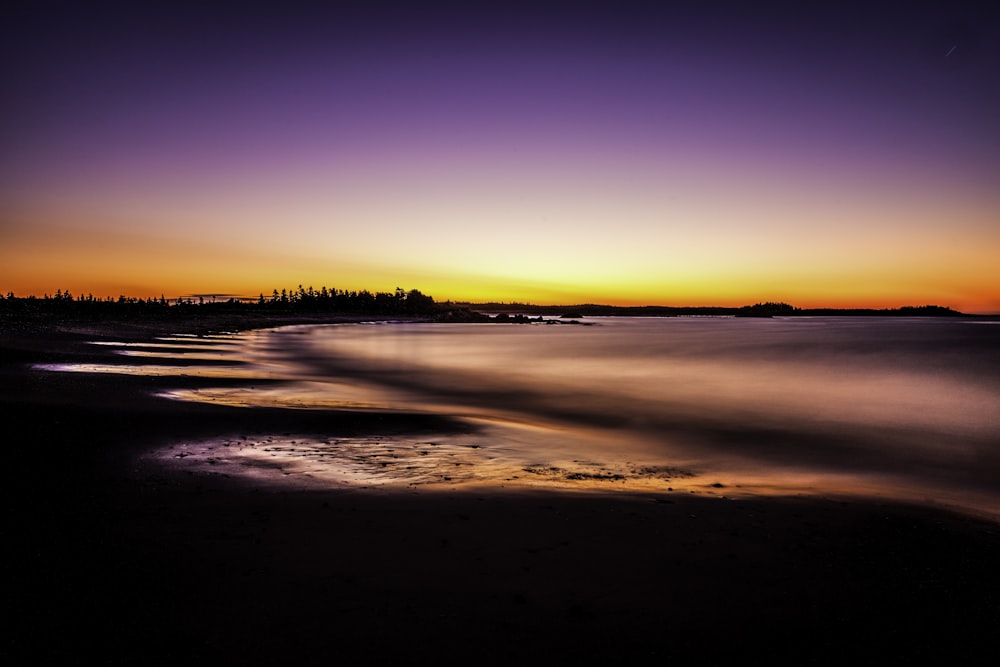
[4,318,999,664]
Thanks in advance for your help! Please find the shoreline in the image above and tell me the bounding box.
[5,317,1000,663]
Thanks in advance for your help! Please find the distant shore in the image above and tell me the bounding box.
[4,316,1000,664]
[464,301,983,317]
[4,290,993,340]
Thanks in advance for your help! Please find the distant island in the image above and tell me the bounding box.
[0,287,972,331]
[464,300,967,318]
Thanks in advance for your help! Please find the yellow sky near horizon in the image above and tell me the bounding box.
[3,207,998,312]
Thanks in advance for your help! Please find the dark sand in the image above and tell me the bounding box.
[4,316,999,664]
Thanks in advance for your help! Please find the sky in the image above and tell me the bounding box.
[2,0,999,311]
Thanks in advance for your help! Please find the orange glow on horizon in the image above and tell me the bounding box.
[3,187,999,314]
[4,267,999,315]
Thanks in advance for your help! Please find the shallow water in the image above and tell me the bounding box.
[45,318,1000,514]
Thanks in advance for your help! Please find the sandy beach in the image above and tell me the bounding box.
[5,316,999,665]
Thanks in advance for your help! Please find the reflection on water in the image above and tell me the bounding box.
[35,362,258,378]
[42,317,1000,515]
[156,425,705,492]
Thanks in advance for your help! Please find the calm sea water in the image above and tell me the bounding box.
[55,317,1000,514]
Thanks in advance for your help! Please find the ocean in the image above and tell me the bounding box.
[55,316,1000,515]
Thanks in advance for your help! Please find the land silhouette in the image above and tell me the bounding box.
[0,287,970,332]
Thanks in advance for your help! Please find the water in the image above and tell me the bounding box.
[46,317,1000,514]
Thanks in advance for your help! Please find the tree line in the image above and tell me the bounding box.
[0,289,965,321]
[0,286,440,317]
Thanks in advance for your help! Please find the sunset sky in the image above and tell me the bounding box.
[2,1,999,311]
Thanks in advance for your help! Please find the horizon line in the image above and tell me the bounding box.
[3,289,995,316]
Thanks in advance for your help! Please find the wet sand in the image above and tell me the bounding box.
[4,317,1000,664]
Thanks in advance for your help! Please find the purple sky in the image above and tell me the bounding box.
[2,1,999,309]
